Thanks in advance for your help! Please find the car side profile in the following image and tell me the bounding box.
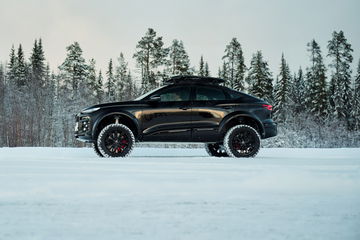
[75,76,277,158]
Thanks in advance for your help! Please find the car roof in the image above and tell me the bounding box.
[164,75,225,85]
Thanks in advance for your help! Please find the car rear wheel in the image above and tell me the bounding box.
[224,124,261,158]
[97,124,135,158]
[205,143,229,157]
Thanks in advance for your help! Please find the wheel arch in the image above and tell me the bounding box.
[92,112,140,140]
[219,113,265,138]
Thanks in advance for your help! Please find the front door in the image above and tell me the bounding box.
[140,86,192,142]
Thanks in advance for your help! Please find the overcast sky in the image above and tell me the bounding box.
[1,0,359,80]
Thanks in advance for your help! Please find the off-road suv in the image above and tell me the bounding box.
[75,76,277,158]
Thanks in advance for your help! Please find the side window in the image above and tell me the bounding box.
[195,86,226,101]
[158,86,191,102]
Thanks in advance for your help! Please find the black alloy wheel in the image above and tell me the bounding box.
[224,125,261,158]
[97,124,135,157]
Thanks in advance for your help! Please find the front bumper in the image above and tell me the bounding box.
[75,114,94,143]
[263,120,277,139]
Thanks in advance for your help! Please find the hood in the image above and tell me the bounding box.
[81,100,145,113]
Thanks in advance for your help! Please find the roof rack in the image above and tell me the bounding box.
[164,75,225,85]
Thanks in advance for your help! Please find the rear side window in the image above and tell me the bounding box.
[195,86,227,101]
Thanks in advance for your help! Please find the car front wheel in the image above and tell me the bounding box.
[92,142,104,157]
[224,125,261,158]
[97,124,135,158]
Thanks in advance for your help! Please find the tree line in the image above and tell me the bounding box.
[0,28,359,147]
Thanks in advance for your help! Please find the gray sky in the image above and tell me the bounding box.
[1,0,359,80]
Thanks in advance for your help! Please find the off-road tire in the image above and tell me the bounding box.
[224,124,261,158]
[97,124,135,158]
[205,143,229,157]
[92,142,104,157]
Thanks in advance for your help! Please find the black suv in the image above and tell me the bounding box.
[75,76,277,158]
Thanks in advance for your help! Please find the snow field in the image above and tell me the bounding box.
[0,147,359,240]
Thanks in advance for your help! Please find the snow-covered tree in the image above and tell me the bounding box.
[352,59,360,130]
[327,30,353,123]
[87,58,98,102]
[246,51,273,103]
[168,39,190,76]
[289,67,306,113]
[16,44,28,87]
[106,59,115,101]
[305,40,328,118]
[30,39,45,88]
[133,28,168,91]
[222,38,246,90]
[96,70,104,103]
[59,42,88,93]
[7,46,17,84]
[273,54,291,122]
[114,53,128,100]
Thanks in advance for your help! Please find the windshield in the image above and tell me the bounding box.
[134,86,165,101]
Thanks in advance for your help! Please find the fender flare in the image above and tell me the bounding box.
[219,112,265,137]
[92,111,141,138]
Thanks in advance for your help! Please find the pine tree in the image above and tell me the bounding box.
[133,28,168,91]
[7,46,17,84]
[246,51,273,103]
[106,59,115,101]
[114,53,128,100]
[59,42,87,93]
[168,39,190,76]
[290,67,306,113]
[96,70,104,103]
[0,63,5,146]
[222,38,246,90]
[327,30,353,123]
[199,56,205,76]
[16,44,27,87]
[305,40,328,118]
[87,58,97,102]
[220,61,228,82]
[274,54,291,122]
[204,62,210,77]
[352,59,360,130]
[30,39,45,88]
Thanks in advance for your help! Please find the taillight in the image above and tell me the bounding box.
[262,104,272,111]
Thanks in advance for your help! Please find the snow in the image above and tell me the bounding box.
[0,147,360,240]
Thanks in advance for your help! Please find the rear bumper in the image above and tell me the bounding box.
[263,120,277,139]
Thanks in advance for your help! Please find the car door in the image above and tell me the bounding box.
[191,85,232,142]
[140,85,192,142]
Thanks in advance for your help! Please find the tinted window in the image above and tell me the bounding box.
[158,86,191,102]
[196,86,226,101]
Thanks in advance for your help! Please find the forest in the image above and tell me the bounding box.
[0,28,359,148]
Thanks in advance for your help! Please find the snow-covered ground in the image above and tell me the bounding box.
[0,147,359,240]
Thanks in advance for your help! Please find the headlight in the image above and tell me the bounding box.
[81,107,100,114]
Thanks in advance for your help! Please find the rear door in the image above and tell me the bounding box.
[191,85,233,142]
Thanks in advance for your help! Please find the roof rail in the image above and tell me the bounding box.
[165,75,225,85]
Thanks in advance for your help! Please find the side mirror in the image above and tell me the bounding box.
[149,95,161,102]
